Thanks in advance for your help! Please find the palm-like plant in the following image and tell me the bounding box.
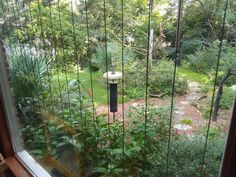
[8,46,50,99]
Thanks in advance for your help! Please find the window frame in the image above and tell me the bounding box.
[0,42,51,177]
[219,97,236,177]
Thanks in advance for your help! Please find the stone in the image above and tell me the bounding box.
[174,124,192,131]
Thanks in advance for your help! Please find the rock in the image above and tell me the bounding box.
[180,101,189,105]
[174,110,185,115]
[174,124,192,131]
[132,103,139,107]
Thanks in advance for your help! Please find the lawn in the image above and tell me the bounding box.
[51,67,207,106]
[52,69,108,105]
[178,67,208,83]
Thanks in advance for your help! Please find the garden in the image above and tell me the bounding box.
[0,0,236,176]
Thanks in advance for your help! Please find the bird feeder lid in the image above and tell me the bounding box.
[103,71,122,80]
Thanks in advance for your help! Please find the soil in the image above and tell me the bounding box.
[95,82,232,134]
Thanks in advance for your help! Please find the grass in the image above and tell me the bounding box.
[52,69,108,105]
[178,67,208,83]
[52,67,206,105]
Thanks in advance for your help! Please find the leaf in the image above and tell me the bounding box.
[111,148,123,155]
[95,167,108,173]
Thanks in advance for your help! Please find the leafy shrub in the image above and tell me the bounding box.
[220,87,235,109]
[200,83,212,94]
[175,76,189,95]
[8,47,52,152]
[208,127,222,138]
[8,47,50,99]
[16,1,86,65]
[92,42,136,72]
[180,119,193,125]
[202,106,211,119]
[123,59,188,96]
[180,39,203,58]
[126,87,145,99]
[145,135,224,177]
[149,59,188,95]
[187,41,236,85]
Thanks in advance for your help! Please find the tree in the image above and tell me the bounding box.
[13,0,87,65]
[213,69,236,121]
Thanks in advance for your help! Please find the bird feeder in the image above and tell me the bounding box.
[103,59,122,113]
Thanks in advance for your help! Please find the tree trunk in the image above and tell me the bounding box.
[212,83,223,121]
[212,70,233,121]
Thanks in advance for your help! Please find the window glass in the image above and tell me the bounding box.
[0,0,235,177]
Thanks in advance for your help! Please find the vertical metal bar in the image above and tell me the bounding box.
[57,0,72,122]
[84,0,98,166]
[70,1,83,130]
[144,0,152,146]
[35,0,54,116]
[121,0,125,163]
[84,0,96,121]
[47,1,64,120]
[103,0,112,170]
[200,0,229,176]
[166,0,183,176]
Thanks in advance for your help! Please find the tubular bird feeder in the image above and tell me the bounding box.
[103,59,122,113]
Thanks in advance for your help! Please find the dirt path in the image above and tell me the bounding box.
[96,81,230,133]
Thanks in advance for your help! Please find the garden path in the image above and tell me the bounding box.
[95,81,229,134]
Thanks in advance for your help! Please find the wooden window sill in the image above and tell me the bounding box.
[4,151,51,177]
[5,156,32,177]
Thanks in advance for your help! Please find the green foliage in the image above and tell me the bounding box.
[125,87,145,99]
[187,41,236,85]
[22,124,47,157]
[180,39,203,58]
[8,47,50,99]
[200,84,212,94]
[123,59,188,97]
[149,60,188,95]
[178,68,208,83]
[145,136,224,177]
[180,119,193,125]
[220,87,235,109]
[202,106,211,119]
[49,105,170,176]
[4,0,234,176]
[15,1,86,65]
[92,42,136,72]
[182,0,225,42]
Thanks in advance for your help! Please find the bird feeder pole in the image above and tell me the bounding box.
[103,58,122,120]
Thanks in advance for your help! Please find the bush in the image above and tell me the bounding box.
[180,39,203,58]
[149,59,188,95]
[202,106,211,119]
[92,42,136,72]
[187,41,236,85]
[145,135,224,177]
[126,87,145,99]
[8,47,50,99]
[123,59,188,96]
[220,87,235,109]
[200,83,212,94]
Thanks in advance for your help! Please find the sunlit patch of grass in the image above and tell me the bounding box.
[51,69,108,105]
[178,68,208,83]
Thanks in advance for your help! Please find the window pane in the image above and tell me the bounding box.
[0,0,235,177]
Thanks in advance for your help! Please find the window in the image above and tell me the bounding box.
[0,0,236,177]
